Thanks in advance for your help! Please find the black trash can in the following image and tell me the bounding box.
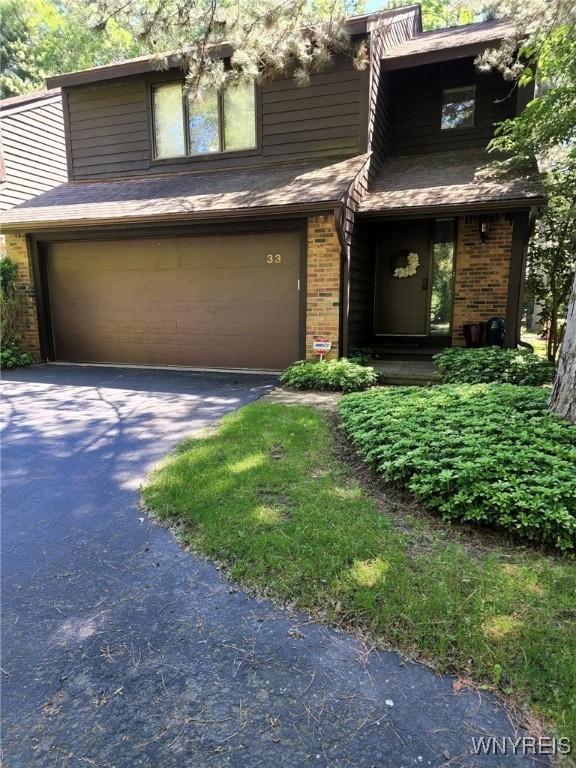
[463,322,485,348]
[486,317,505,347]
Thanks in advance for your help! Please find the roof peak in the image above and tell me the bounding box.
[46,6,422,90]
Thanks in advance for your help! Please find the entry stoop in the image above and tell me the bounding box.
[371,359,440,386]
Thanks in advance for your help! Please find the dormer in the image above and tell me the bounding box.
[374,19,534,160]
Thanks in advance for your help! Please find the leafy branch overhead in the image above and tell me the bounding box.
[479,0,576,162]
[89,0,368,96]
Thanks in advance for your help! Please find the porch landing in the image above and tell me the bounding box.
[372,359,440,386]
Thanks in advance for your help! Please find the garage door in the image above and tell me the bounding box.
[46,231,302,370]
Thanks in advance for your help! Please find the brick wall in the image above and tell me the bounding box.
[452,215,512,345]
[3,232,41,358]
[306,214,342,360]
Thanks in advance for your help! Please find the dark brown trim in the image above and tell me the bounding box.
[504,210,530,347]
[357,198,547,220]
[333,204,349,357]
[27,216,314,242]
[1,201,341,233]
[298,221,308,360]
[358,66,370,155]
[60,89,74,182]
[28,237,54,361]
[46,48,235,89]
[381,40,505,72]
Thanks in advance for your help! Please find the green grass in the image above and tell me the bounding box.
[522,332,549,360]
[142,402,576,743]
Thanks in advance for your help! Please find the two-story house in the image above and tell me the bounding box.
[0,5,545,371]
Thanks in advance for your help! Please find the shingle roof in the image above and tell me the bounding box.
[0,155,367,230]
[358,149,545,215]
[0,88,61,114]
[381,18,515,69]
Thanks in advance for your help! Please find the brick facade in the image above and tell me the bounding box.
[2,214,515,365]
[4,232,41,359]
[4,220,345,365]
[305,214,342,360]
[452,215,512,345]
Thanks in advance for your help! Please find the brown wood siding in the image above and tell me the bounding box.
[0,96,68,211]
[46,231,302,369]
[366,12,419,180]
[343,8,420,350]
[388,59,516,156]
[66,58,366,180]
[67,79,150,178]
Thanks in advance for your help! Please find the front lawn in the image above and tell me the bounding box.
[143,401,576,744]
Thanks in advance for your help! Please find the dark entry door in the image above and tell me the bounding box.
[374,221,432,335]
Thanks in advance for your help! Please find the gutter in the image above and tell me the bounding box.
[356,197,548,219]
[0,199,343,233]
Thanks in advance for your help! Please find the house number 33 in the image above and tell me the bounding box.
[266,254,282,264]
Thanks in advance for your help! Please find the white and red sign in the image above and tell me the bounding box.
[313,337,332,355]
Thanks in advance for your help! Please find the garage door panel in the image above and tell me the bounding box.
[56,333,297,370]
[54,299,298,339]
[47,231,302,370]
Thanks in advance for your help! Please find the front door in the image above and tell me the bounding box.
[374,219,455,337]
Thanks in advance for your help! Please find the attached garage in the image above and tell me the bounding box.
[44,230,303,370]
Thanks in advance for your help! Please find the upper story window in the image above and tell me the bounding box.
[152,80,257,160]
[440,86,476,130]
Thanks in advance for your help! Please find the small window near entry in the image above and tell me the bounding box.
[440,86,476,130]
[152,80,257,159]
[429,219,455,336]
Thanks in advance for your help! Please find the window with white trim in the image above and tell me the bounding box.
[152,80,257,159]
[440,85,476,130]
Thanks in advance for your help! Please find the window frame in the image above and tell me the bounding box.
[150,78,260,163]
[439,85,477,132]
[425,217,457,337]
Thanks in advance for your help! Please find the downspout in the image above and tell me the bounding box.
[334,202,349,359]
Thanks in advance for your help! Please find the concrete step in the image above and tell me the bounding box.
[371,360,440,387]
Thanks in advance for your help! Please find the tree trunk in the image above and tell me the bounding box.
[549,273,576,423]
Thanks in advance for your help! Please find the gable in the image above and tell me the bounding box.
[0,93,68,212]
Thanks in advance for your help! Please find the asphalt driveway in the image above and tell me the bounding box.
[1,365,545,767]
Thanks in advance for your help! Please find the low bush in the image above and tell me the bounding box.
[280,358,377,393]
[434,346,554,385]
[339,384,576,550]
[347,347,372,366]
[0,345,33,369]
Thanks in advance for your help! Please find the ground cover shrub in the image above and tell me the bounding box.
[340,384,576,549]
[0,345,33,369]
[280,358,377,393]
[434,346,554,385]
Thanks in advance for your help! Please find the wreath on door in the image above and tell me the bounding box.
[391,250,420,279]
